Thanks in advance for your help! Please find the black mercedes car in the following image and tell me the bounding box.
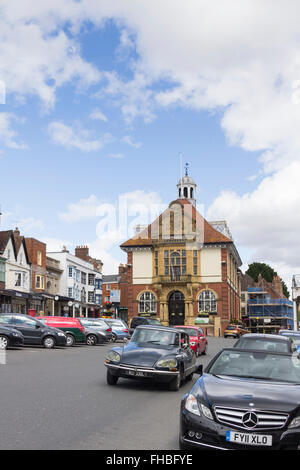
[180,347,300,450]
[105,325,198,391]
[0,325,24,349]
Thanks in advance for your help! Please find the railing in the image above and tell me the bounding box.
[156,275,192,283]
[248,298,293,306]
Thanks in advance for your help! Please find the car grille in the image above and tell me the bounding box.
[214,406,289,430]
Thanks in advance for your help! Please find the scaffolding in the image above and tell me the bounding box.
[247,287,293,333]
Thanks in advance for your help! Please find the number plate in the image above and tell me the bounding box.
[226,431,272,446]
[126,370,146,377]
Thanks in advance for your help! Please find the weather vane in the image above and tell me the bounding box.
[185,162,189,176]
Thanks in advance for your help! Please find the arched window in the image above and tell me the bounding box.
[198,290,217,313]
[183,187,188,198]
[190,187,194,199]
[178,187,182,197]
[138,292,157,314]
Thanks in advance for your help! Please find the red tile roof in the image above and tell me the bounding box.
[120,199,232,248]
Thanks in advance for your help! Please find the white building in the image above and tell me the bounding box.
[0,229,31,313]
[47,246,103,317]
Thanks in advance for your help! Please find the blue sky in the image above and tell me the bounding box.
[1,2,300,284]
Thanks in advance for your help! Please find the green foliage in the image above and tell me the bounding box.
[246,262,290,298]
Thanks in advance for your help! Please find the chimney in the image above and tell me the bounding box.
[14,227,20,238]
[75,245,90,261]
[272,275,284,298]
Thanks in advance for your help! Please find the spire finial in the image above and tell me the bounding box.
[185,162,189,176]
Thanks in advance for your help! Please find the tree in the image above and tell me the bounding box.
[246,262,290,298]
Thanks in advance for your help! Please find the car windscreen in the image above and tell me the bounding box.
[147,319,161,325]
[80,320,107,327]
[106,320,125,327]
[236,338,289,353]
[207,350,300,384]
[226,325,237,330]
[182,328,198,336]
[132,328,179,348]
[281,335,300,346]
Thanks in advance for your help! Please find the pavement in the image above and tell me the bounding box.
[0,337,235,450]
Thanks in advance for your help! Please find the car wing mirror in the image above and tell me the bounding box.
[123,337,129,346]
[196,364,203,376]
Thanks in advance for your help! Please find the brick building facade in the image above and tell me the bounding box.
[119,174,242,336]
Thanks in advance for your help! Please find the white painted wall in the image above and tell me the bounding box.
[200,247,222,283]
[133,250,152,284]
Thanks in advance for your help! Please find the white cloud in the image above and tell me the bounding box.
[89,108,108,122]
[59,189,166,272]
[48,121,112,152]
[0,113,27,150]
[122,135,142,148]
[108,153,125,159]
[3,1,300,282]
[207,161,300,286]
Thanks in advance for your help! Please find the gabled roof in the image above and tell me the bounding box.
[120,198,232,248]
[0,230,16,258]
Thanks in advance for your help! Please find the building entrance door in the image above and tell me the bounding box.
[168,291,185,326]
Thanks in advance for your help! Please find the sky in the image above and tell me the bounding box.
[1,0,300,289]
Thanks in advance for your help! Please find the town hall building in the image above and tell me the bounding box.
[120,171,242,336]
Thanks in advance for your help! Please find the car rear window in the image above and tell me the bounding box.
[236,338,289,353]
[226,325,237,330]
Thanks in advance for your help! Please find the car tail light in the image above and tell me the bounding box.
[123,329,129,333]
[106,328,112,332]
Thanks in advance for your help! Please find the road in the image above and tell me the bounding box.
[0,337,235,450]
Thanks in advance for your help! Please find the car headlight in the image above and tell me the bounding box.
[190,342,196,346]
[200,403,213,420]
[57,332,66,337]
[185,394,201,416]
[289,416,300,428]
[12,332,21,337]
[185,394,213,420]
[106,350,121,363]
[156,358,178,369]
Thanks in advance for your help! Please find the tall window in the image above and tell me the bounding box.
[193,250,197,275]
[37,251,42,266]
[154,251,158,276]
[198,290,217,313]
[81,288,86,303]
[138,292,157,314]
[165,250,186,280]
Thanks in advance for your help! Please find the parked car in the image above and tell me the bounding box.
[180,347,300,450]
[224,324,248,338]
[174,325,207,356]
[0,325,24,349]
[103,319,130,342]
[105,325,199,391]
[79,318,113,345]
[129,316,162,336]
[234,333,296,353]
[0,314,67,349]
[279,330,300,352]
[39,316,86,346]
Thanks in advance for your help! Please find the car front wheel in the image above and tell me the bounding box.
[43,336,56,349]
[107,369,119,385]
[66,334,75,347]
[0,335,9,350]
[169,369,182,391]
[86,334,97,346]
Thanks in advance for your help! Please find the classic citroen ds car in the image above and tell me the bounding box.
[105,325,198,391]
[180,347,300,450]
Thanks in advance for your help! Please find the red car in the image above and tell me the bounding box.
[174,325,207,356]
